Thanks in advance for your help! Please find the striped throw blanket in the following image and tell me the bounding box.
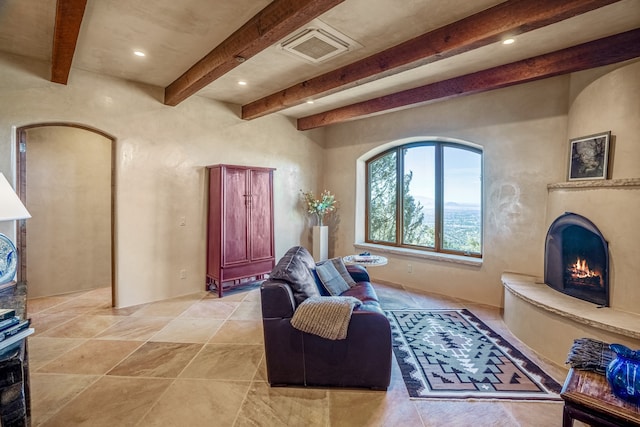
[291,296,362,340]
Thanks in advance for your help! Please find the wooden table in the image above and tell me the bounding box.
[561,368,640,426]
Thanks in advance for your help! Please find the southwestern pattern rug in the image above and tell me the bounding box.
[387,309,562,400]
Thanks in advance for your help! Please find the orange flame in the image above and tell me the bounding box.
[570,257,599,279]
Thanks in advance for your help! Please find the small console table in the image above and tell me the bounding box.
[561,368,640,427]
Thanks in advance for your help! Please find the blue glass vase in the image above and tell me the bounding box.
[606,344,640,404]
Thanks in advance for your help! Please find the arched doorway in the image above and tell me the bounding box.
[15,123,115,304]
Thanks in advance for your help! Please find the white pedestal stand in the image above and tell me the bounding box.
[312,225,328,262]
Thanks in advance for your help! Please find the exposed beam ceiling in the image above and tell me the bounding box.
[242,0,622,120]
[297,28,640,130]
[22,0,636,129]
[163,0,346,107]
[51,0,87,84]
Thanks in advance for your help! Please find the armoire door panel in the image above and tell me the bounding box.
[222,167,249,265]
[249,169,274,260]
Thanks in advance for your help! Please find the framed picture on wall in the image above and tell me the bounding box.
[568,131,611,181]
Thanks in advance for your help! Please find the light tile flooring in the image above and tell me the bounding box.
[27,282,572,426]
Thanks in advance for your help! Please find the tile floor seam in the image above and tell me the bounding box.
[506,402,526,427]
[166,338,213,381]
[149,321,225,345]
[93,315,175,341]
[132,376,180,427]
[411,400,428,427]
[31,314,81,337]
[38,315,123,340]
[28,292,86,313]
[106,309,206,380]
[146,319,197,342]
[176,343,264,383]
[33,337,89,373]
[232,353,266,427]
[99,340,147,376]
[114,295,203,377]
[32,371,104,426]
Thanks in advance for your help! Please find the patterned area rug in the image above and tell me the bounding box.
[387,309,562,400]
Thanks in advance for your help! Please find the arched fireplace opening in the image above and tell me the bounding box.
[544,212,609,307]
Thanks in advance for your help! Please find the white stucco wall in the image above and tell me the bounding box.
[324,77,572,307]
[0,52,325,307]
[568,59,640,180]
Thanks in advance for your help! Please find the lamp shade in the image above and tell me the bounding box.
[0,173,30,221]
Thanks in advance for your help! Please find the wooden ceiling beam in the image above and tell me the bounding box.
[164,0,346,107]
[297,29,640,130]
[51,0,87,84]
[243,0,622,119]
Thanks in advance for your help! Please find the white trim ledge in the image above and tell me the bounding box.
[353,243,482,267]
[548,178,640,190]
[502,272,640,340]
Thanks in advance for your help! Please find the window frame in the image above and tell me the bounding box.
[365,141,483,258]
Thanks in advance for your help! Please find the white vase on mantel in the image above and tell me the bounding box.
[312,225,328,262]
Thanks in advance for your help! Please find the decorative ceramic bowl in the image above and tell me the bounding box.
[606,343,640,404]
[0,234,17,285]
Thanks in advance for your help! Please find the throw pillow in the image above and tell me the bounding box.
[270,246,320,305]
[311,268,331,296]
[315,261,350,296]
[331,257,357,287]
[317,257,356,287]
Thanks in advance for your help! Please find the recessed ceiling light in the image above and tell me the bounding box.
[133,50,146,57]
[502,38,515,45]
[238,81,248,86]
[306,100,315,104]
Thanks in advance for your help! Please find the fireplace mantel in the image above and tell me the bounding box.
[501,273,640,366]
[548,178,640,190]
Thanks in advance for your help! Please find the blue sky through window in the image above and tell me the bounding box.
[405,146,481,207]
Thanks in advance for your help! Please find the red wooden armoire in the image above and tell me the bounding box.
[206,164,275,297]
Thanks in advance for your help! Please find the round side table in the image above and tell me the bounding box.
[343,254,388,267]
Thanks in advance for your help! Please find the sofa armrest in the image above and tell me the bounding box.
[346,264,370,283]
[261,279,296,318]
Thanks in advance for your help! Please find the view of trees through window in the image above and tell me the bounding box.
[367,141,482,256]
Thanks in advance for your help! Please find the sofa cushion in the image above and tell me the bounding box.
[340,283,379,304]
[315,261,351,296]
[270,246,319,305]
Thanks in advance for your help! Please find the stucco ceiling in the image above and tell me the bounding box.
[0,0,638,126]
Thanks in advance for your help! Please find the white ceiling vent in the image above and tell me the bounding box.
[278,20,361,64]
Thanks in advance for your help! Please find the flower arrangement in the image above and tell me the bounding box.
[300,189,336,226]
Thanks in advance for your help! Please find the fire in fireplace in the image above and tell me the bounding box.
[544,212,609,306]
[566,257,602,288]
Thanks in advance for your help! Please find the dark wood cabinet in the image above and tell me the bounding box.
[206,164,275,297]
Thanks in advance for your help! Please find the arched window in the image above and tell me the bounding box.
[366,141,482,257]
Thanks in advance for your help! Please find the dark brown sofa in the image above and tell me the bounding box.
[260,246,392,390]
